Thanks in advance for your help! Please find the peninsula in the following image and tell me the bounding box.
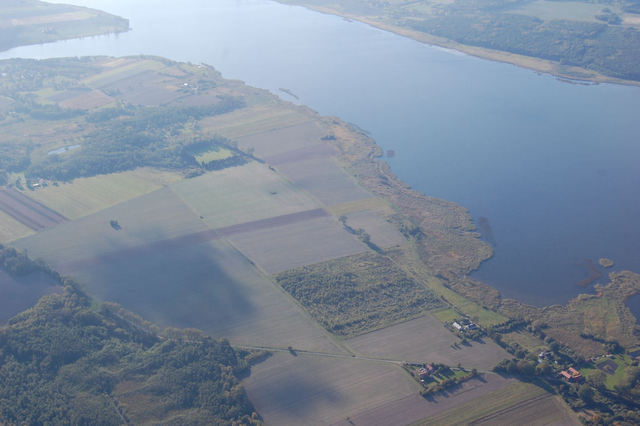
[0,0,129,52]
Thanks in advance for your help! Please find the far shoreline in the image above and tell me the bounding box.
[282,3,640,88]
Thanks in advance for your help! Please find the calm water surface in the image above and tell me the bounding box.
[3,0,640,307]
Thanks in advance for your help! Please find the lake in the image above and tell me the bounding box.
[2,0,640,307]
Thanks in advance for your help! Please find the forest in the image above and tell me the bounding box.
[0,246,262,425]
[19,99,246,182]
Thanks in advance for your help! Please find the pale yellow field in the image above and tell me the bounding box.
[199,104,311,140]
[0,210,34,243]
[82,59,166,88]
[26,168,183,219]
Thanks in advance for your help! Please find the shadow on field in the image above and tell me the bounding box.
[68,239,257,331]
[251,362,343,416]
[0,270,61,324]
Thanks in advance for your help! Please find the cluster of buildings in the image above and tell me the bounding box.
[452,318,478,332]
[414,364,434,381]
[560,367,584,383]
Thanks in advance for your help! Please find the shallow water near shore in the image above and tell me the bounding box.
[628,295,640,323]
[3,0,640,307]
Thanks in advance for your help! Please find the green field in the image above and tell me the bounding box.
[581,354,636,390]
[426,275,508,327]
[502,330,548,354]
[194,146,234,164]
[25,168,183,219]
[430,307,459,323]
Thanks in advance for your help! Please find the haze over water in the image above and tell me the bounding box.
[3,0,640,307]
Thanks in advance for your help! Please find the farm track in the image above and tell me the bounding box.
[61,207,328,270]
[235,344,404,365]
[0,189,67,231]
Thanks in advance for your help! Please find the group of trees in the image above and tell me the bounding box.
[408,11,640,81]
[0,248,262,425]
[276,253,443,336]
[24,98,246,182]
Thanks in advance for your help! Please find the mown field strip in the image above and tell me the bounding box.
[0,189,67,231]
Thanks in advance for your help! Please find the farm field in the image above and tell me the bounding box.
[502,329,548,353]
[276,157,373,206]
[171,162,320,229]
[228,215,368,275]
[199,104,312,140]
[345,314,509,370]
[57,89,114,109]
[0,188,67,231]
[0,209,33,243]
[82,58,165,88]
[64,238,341,352]
[417,380,578,425]
[235,120,325,159]
[13,187,207,269]
[343,209,406,249]
[329,371,516,426]
[0,269,60,324]
[242,352,421,426]
[24,168,183,219]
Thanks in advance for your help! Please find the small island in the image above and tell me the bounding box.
[599,257,615,268]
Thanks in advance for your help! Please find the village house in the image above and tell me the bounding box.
[560,367,584,383]
[415,364,434,380]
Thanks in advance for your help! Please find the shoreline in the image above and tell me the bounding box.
[284,3,640,88]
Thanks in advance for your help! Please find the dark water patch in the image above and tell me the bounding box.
[628,294,640,323]
[476,217,496,247]
[0,270,60,324]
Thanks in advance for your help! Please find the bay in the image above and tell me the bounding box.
[2,0,640,307]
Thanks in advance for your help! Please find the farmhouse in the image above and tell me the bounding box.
[452,319,479,332]
[538,351,552,363]
[415,364,434,380]
[560,367,583,383]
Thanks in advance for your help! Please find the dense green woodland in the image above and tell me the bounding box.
[277,252,443,336]
[0,246,262,425]
[24,100,247,182]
